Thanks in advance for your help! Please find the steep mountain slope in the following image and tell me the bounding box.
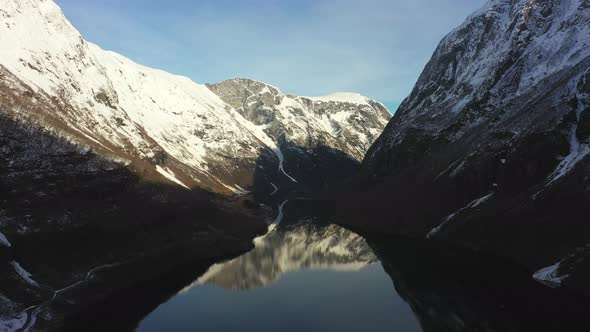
[0,0,271,194]
[353,0,590,292]
[0,0,389,198]
[0,112,266,332]
[207,79,391,195]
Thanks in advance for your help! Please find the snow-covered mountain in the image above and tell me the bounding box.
[186,223,377,291]
[0,0,389,196]
[207,78,390,195]
[207,78,390,162]
[355,0,590,293]
[1,0,266,193]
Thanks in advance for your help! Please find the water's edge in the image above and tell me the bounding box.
[58,242,256,332]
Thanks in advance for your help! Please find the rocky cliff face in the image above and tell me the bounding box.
[356,0,590,292]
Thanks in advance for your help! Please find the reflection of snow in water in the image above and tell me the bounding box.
[252,200,289,245]
[267,200,289,232]
[184,222,378,292]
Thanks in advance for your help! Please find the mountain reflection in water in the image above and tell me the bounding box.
[136,221,422,332]
[183,222,379,291]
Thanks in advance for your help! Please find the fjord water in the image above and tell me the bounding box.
[102,188,590,332]
[136,222,421,332]
[132,214,590,332]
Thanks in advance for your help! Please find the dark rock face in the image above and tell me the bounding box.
[368,235,590,332]
[354,0,590,293]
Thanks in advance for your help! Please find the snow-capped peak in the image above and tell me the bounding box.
[207,79,392,161]
[304,92,373,106]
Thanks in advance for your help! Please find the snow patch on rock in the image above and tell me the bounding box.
[427,192,494,238]
[155,166,190,190]
[305,92,372,106]
[10,261,39,288]
[547,94,590,185]
[0,231,11,248]
[533,261,568,287]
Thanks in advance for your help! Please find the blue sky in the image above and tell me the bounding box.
[55,0,486,112]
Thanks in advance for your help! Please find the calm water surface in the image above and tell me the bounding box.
[133,207,590,332]
[137,222,421,331]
